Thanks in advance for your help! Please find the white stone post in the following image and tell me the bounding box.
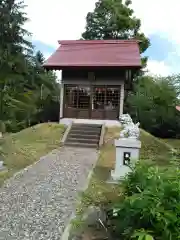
[111,138,141,181]
[108,114,142,182]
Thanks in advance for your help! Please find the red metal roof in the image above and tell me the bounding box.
[44,40,141,69]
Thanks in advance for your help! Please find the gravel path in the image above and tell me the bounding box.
[0,147,98,240]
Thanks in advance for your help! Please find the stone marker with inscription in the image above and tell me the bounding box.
[109,114,141,182]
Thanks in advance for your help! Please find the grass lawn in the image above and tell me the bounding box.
[162,138,180,152]
[72,127,173,230]
[0,122,65,186]
[140,130,172,165]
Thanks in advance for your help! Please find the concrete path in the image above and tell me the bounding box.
[0,147,98,240]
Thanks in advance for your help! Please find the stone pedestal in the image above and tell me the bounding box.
[111,138,141,181]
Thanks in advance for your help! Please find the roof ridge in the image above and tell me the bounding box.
[58,40,140,45]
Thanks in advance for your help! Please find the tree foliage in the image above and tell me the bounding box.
[126,75,180,138]
[82,0,150,64]
[0,0,59,132]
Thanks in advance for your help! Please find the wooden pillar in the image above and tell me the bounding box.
[119,82,124,117]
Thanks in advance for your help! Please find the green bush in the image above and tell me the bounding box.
[109,163,180,240]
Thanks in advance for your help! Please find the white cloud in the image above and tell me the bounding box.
[25,0,97,47]
[146,60,171,76]
[24,0,180,75]
[131,0,180,45]
[25,0,180,46]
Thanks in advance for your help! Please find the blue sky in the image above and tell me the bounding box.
[144,35,174,62]
[25,0,180,79]
[143,34,180,75]
[33,41,55,58]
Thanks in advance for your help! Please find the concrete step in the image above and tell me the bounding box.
[70,129,101,135]
[71,125,101,131]
[72,123,102,128]
[68,133,100,139]
[65,142,98,148]
[66,137,99,144]
[64,123,102,149]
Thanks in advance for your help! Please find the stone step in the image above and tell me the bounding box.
[66,137,99,144]
[70,130,101,137]
[64,123,102,149]
[65,142,98,148]
[68,133,100,139]
[71,126,101,132]
[70,129,101,135]
[71,125,101,131]
[72,123,102,128]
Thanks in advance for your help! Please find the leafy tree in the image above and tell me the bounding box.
[0,0,32,130]
[82,0,150,60]
[3,49,60,132]
[0,1,59,133]
[32,51,60,124]
[82,0,150,105]
[127,75,180,138]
